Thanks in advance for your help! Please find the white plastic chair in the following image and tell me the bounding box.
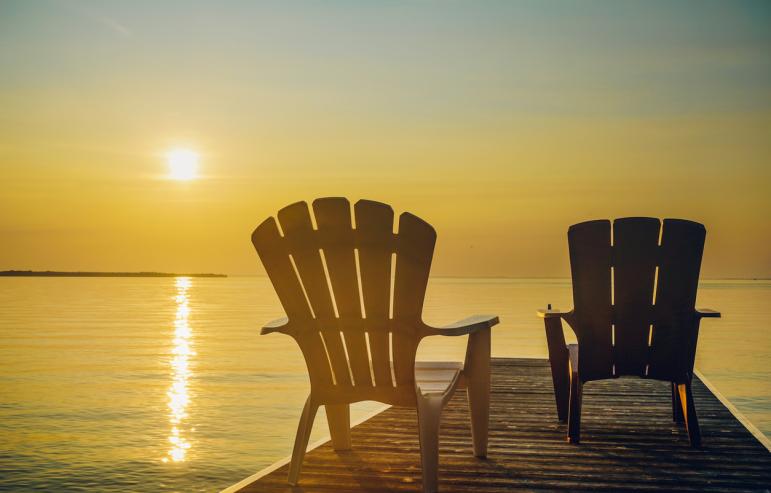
[252,198,498,492]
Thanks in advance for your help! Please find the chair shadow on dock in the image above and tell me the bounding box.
[279,450,394,492]
[231,358,771,493]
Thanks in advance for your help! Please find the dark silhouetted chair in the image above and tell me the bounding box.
[538,218,720,446]
[252,197,498,492]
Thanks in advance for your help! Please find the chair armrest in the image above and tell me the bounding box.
[260,316,291,335]
[424,315,499,337]
[696,308,721,318]
[537,308,573,319]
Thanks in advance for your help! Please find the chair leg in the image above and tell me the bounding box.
[288,396,318,485]
[326,403,352,451]
[544,317,570,422]
[678,380,702,448]
[417,395,444,493]
[672,382,685,424]
[465,328,490,457]
[567,371,583,444]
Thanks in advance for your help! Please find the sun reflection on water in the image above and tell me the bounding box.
[163,277,195,463]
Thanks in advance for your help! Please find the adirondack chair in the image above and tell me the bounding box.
[538,218,720,447]
[252,198,498,493]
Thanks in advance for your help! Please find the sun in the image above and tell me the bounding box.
[166,149,199,180]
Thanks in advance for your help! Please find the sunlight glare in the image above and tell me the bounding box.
[166,149,199,181]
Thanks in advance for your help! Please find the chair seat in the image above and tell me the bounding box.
[415,361,464,396]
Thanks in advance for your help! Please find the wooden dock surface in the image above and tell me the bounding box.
[226,358,771,492]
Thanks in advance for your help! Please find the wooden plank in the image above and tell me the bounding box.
[227,358,771,493]
[219,404,391,493]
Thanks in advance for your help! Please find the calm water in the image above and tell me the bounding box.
[0,277,769,492]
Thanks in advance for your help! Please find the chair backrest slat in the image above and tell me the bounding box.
[354,200,397,387]
[393,212,436,386]
[568,217,706,383]
[313,198,372,387]
[276,202,353,387]
[252,216,333,388]
[277,202,337,321]
[648,219,705,380]
[568,220,613,381]
[253,198,435,400]
[252,217,315,322]
[613,217,660,376]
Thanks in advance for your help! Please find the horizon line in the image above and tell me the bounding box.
[1,270,768,281]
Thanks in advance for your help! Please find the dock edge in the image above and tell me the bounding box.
[219,403,391,493]
[693,369,770,451]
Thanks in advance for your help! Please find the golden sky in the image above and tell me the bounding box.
[1,1,769,278]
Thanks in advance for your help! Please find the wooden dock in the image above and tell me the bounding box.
[224,358,771,492]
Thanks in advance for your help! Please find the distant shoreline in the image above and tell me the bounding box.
[0,270,227,278]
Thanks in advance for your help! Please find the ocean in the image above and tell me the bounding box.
[0,277,768,492]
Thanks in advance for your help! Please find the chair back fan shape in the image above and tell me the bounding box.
[251,198,436,405]
[568,218,705,383]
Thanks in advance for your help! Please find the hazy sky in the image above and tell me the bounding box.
[1,1,769,277]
